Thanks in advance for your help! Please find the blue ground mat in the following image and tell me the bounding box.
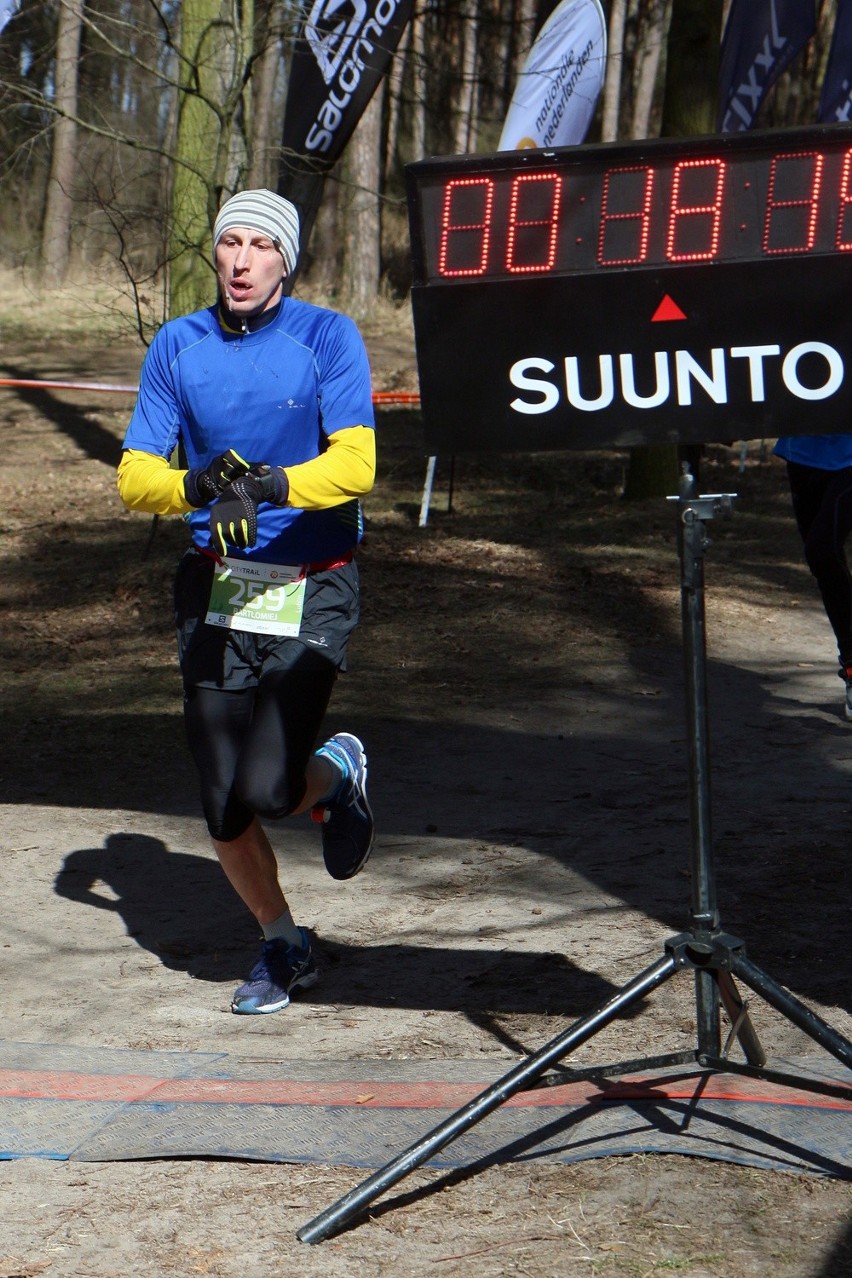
[0,1040,849,1178]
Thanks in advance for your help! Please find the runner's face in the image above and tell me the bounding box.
[215,227,286,317]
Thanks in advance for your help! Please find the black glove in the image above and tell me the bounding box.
[207,466,285,554]
[184,448,251,507]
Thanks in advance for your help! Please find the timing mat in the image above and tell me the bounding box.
[0,1041,849,1178]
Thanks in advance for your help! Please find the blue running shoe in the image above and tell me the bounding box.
[312,732,375,880]
[231,929,318,1015]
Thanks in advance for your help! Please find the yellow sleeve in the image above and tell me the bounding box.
[283,425,376,510]
[117,449,192,516]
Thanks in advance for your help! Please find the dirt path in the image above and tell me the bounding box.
[0,310,850,1276]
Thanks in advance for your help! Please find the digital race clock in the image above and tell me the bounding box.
[405,123,852,453]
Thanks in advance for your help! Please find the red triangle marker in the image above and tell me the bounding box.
[652,294,687,322]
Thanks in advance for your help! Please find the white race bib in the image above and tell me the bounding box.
[206,557,306,636]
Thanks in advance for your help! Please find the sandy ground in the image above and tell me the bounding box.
[0,308,850,1276]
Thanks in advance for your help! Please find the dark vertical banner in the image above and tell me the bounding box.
[819,0,852,123]
[279,0,414,267]
[717,0,816,132]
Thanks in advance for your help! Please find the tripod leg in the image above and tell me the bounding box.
[695,970,720,1058]
[717,970,766,1067]
[297,952,678,1245]
[729,951,852,1070]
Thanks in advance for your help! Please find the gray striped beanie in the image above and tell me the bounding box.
[213,189,301,275]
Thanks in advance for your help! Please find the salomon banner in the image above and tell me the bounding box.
[497,0,607,151]
[717,0,816,132]
[279,0,414,269]
[819,0,852,123]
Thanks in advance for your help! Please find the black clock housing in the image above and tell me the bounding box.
[405,124,852,453]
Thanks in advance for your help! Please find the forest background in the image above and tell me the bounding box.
[1,4,852,1272]
[0,0,844,336]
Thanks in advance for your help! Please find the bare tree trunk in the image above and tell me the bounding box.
[496,0,538,127]
[659,0,722,137]
[765,0,834,127]
[601,0,627,141]
[340,87,382,316]
[41,0,83,282]
[385,18,411,175]
[411,7,427,160]
[513,0,538,75]
[454,0,479,153]
[631,0,669,140]
[169,0,255,318]
[308,169,340,294]
[467,22,482,155]
[247,0,283,189]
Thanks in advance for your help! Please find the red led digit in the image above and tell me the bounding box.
[598,166,654,266]
[438,178,494,277]
[505,172,562,273]
[666,159,725,262]
[836,149,852,250]
[763,150,823,254]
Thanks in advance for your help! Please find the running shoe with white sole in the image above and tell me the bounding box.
[231,929,318,1015]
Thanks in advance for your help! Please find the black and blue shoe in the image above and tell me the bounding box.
[312,732,375,880]
[231,929,318,1015]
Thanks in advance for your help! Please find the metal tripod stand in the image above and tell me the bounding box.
[298,470,852,1245]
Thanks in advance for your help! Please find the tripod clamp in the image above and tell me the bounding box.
[665,929,746,971]
[667,466,737,586]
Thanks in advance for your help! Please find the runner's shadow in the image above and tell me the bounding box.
[53,832,257,979]
[52,833,628,1017]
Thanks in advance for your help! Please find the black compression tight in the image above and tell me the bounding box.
[786,460,852,668]
[184,666,337,842]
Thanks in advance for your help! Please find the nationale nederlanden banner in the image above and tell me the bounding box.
[280,0,414,257]
[497,0,607,152]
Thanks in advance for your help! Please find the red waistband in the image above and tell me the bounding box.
[307,551,354,574]
[194,546,353,574]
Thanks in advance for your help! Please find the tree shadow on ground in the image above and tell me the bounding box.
[53,831,625,1022]
[0,365,126,467]
[35,631,852,1028]
[818,1215,852,1278]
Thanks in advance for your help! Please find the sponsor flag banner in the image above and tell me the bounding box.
[819,0,852,123]
[279,0,414,267]
[0,0,20,37]
[717,0,816,133]
[497,0,607,151]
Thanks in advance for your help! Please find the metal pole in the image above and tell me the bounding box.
[729,951,852,1071]
[297,952,677,1244]
[677,479,720,1058]
[418,456,437,527]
